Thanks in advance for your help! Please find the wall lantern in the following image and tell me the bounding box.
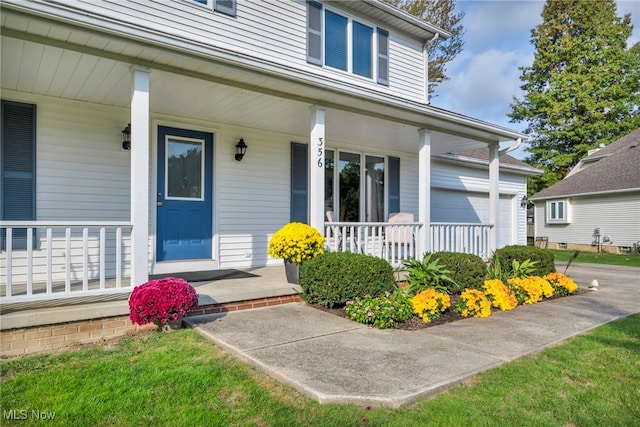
[235,137,247,161]
[520,195,528,208]
[122,124,131,150]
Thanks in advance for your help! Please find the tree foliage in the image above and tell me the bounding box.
[388,0,465,95]
[509,0,640,193]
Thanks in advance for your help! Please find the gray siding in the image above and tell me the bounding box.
[535,193,640,247]
[61,0,427,103]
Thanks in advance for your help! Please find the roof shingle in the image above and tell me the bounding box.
[531,128,640,200]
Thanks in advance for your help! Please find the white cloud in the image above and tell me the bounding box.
[432,0,639,160]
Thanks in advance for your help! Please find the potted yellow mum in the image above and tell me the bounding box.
[268,222,325,284]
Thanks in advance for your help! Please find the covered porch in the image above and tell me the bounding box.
[1,5,524,307]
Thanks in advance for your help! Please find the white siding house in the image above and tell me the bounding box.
[1,0,536,304]
[531,129,640,253]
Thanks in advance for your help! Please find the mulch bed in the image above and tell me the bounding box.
[309,288,587,330]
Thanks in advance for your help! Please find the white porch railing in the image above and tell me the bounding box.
[0,221,133,303]
[430,222,493,259]
[324,221,494,266]
[324,221,422,267]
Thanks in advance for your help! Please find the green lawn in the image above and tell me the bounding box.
[549,249,640,267]
[2,314,639,426]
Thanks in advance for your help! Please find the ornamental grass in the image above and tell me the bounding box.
[411,289,451,323]
[455,289,491,318]
[544,272,578,296]
[482,279,518,311]
[507,276,555,305]
[267,222,324,264]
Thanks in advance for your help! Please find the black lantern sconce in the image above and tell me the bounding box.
[122,124,131,150]
[234,137,247,161]
[520,195,528,208]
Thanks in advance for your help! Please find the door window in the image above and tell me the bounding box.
[166,138,204,200]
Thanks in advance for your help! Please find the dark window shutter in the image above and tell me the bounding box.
[215,0,236,16]
[291,142,308,223]
[352,21,373,78]
[325,10,348,71]
[1,100,36,249]
[377,28,389,85]
[388,156,400,214]
[307,1,323,65]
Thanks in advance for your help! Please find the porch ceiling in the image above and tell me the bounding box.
[1,7,522,155]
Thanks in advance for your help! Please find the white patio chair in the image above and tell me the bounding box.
[384,212,415,263]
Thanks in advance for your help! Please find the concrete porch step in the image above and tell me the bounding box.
[1,266,299,331]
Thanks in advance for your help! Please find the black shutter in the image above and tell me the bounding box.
[1,100,36,249]
[215,0,236,16]
[291,142,308,223]
[377,28,389,85]
[388,156,400,214]
[307,1,323,65]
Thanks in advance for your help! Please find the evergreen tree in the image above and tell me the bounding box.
[509,0,640,193]
[388,0,465,95]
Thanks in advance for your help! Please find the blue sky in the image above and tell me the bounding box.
[432,0,640,160]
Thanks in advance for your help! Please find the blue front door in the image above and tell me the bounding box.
[157,126,213,261]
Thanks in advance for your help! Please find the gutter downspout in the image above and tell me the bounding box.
[423,33,439,104]
[499,137,522,156]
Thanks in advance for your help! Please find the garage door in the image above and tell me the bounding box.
[431,190,514,248]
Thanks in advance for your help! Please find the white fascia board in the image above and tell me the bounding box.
[3,1,522,142]
[435,154,543,176]
[530,187,640,201]
[363,0,452,39]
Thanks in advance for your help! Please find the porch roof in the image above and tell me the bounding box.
[1,2,527,154]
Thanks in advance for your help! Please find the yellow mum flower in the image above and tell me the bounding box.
[267,222,325,263]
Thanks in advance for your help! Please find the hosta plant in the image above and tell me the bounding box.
[129,277,199,326]
[402,253,457,295]
[411,289,451,323]
[345,291,413,329]
[482,279,518,311]
[268,222,325,263]
[455,289,491,318]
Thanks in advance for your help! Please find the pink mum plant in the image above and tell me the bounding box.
[129,277,199,325]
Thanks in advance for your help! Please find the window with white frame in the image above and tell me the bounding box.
[307,1,389,85]
[546,200,569,223]
[192,0,236,16]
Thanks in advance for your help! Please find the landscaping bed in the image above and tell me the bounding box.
[311,288,585,330]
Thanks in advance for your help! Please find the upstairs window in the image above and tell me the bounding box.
[307,1,388,84]
[546,200,569,224]
[192,0,236,17]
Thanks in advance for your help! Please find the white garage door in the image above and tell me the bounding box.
[431,190,515,248]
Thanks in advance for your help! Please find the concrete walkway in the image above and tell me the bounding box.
[186,263,640,407]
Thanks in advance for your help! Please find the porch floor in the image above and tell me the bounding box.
[1,266,299,330]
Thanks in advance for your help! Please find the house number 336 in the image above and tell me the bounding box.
[317,137,324,168]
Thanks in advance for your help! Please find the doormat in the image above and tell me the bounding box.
[149,269,259,284]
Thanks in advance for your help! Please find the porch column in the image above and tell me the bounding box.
[130,66,150,286]
[418,129,431,255]
[489,142,500,254]
[309,106,325,233]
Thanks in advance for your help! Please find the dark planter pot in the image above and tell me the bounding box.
[284,261,299,284]
[154,317,183,333]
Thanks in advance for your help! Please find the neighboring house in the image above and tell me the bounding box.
[1,0,535,304]
[530,129,640,253]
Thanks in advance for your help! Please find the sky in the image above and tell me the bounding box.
[432,0,640,160]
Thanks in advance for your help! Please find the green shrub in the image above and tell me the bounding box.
[299,252,396,308]
[493,245,555,277]
[431,251,486,292]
